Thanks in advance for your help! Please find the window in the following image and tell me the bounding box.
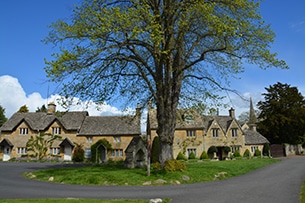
[212,128,219,137]
[251,146,259,153]
[231,128,238,137]
[84,148,91,159]
[50,147,60,155]
[231,146,240,153]
[86,137,92,143]
[52,127,61,135]
[111,149,123,157]
[19,128,28,135]
[186,130,196,137]
[114,136,121,143]
[187,148,197,157]
[17,147,27,155]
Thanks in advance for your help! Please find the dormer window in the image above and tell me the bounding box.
[212,128,219,138]
[52,127,61,135]
[232,128,238,137]
[183,114,194,123]
[19,128,28,135]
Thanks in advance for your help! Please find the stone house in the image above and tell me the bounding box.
[147,101,269,160]
[0,103,141,161]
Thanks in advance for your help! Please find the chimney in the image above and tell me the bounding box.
[47,102,56,114]
[229,107,235,119]
[135,103,141,118]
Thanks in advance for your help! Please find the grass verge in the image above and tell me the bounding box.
[0,199,171,203]
[24,158,279,186]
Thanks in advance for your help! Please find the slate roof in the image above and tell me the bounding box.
[0,112,88,132]
[78,116,140,136]
[125,136,145,153]
[244,129,270,144]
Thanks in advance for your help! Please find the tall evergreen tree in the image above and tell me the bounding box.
[0,105,7,127]
[257,82,305,144]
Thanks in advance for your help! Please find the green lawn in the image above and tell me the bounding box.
[24,158,279,186]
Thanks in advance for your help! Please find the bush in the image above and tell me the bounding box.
[207,146,218,154]
[200,151,209,160]
[263,143,270,156]
[243,149,250,158]
[151,136,160,163]
[254,149,261,157]
[224,146,231,153]
[188,152,196,159]
[176,152,188,161]
[72,144,85,162]
[233,150,241,157]
[164,159,187,172]
[151,162,161,170]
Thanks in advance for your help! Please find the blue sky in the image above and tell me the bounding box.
[0,0,304,119]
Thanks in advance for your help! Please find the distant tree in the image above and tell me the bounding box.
[44,0,287,166]
[238,110,260,124]
[257,82,305,144]
[26,132,62,160]
[18,105,29,113]
[36,104,48,112]
[0,105,7,127]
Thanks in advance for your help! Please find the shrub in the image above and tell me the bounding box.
[263,143,270,156]
[233,150,241,157]
[254,149,261,157]
[200,151,209,160]
[176,152,188,161]
[151,162,161,170]
[164,159,187,172]
[207,146,218,154]
[188,152,196,159]
[91,139,112,163]
[224,146,231,153]
[72,144,84,162]
[243,149,250,158]
[151,136,160,163]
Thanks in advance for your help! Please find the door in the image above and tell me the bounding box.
[3,147,11,161]
[64,145,72,161]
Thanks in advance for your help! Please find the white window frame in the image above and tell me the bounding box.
[50,147,60,155]
[114,136,121,143]
[52,127,61,135]
[212,128,219,138]
[86,136,93,143]
[84,148,91,158]
[19,128,28,135]
[111,149,123,157]
[231,128,238,137]
[17,147,27,155]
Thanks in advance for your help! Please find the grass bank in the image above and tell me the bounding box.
[24,158,279,186]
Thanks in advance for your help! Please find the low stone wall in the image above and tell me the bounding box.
[284,144,304,156]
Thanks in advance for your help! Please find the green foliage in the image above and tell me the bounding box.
[36,104,48,112]
[188,152,196,159]
[233,150,241,158]
[224,146,231,153]
[151,136,160,163]
[44,0,287,165]
[243,149,251,158]
[254,149,261,157]
[208,146,218,154]
[91,139,112,163]
[26,132,62,160]
[164,159,187,172]
[200,151,209,160]
[18,105,29,113]
[258,82,305,145]
[176,152,188,161]
[0,105,7,127]
[72,143,85,162]
[263,143,270,156]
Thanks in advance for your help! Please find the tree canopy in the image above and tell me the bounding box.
[0,105,7,127]
[18,105,29,113]
[257,82,305,145]
[44,0,287,165]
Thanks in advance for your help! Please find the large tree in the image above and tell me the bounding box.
[257,82,305,144]
[0,105,7,127]
[44,0,287,165]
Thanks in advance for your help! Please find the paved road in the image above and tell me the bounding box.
[0,156,305,202]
